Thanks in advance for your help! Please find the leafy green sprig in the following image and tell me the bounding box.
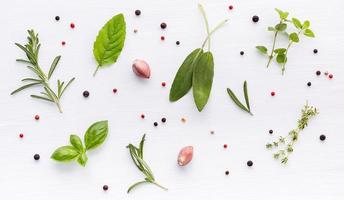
[127,134,167,193]
[266,103,318,164]
[12,30,75,113]
[256,9,315,74]
[226,81,253,115]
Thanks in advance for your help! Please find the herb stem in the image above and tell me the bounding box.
[201,19,228,49]
[152,182,168,191]
[93,66,100,77]
[198,4,211,51]
[281,30,302,74]
[266,20,283,68]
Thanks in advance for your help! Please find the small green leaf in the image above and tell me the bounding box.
[268,27,275,31]
[84,120,108,150]
[192,51,214,112]
[169,48,203,102]
[226,88,250,113]
[292,18,302,29]
[48,56,61,79]
[304,29,315,38]
[274,48,286,54]
[275,23,287,31]
[275,8,289,19]
[289,32,299,42]
[276,54,287,63]
[93,13,126,76]
[302,20,310,29]
[256,46,268,54]
[70,134,84,152]
[51,146,79,162]
[30,95,53,102]
[77,153,88,167]
[243,81,250,112]
[11,82,41,95]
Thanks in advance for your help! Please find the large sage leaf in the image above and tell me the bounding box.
[192,51,214,111]
[84,120,108,150]
[93,13,126,76]
[169,48,203,102]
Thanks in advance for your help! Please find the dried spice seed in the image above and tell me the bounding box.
[316,70,321,76]
[161,82,166,87]
[223,144,228,149]
[228,5,233,10]
[61,41,66,46]
[307,82,312,87]
[313,49,318,54]
[161,118,166,123]
[319,134,326,141]
[34,115,40,120]
[133,29,138,33]
[324,71,329,76]
[135,10,141,16]
[225,170,229,175]
[329,74,333,79]
[160,36,165,41]
[160,22,167,29]
[140,114,145,119]
[269,129,273,134]
[176,41,180,45]
[247,160,253,167]
[240,51,244,55]
[154,122,158,127]
[55,16,60,21]
[70,23,75,29]
[34,154,40,160]
[19,133,24,138]
[112,88,118,93]
[103,185,109,191]
[181,118,186,123]
[210,130,215,134]
[83,91,90,98]
[252,15,259,23]
[270,91,275,96]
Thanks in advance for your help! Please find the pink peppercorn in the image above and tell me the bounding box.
[141,114,145,119]
[61,41,66,46]
[271,91,275,96]
[223,144,228,149]
[329,74,333,79]
[161,82,166,87]
[160,36,165,41]
[112,88,118,93]
[229,5,234,10]
[19,133,24,138]
[70,23,75,29]
[34,115,40,120]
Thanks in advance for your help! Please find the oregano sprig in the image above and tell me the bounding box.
[51,121,108,167]
[127,134,167,193]
[266,103,318,164]
[12,30,75,113]
[226,81,253,115]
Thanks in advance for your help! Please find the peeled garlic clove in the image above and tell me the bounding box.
[132,59,151,79]
[177,146,193,166]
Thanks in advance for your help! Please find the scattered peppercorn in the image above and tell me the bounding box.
[270,91,275,96]
[269,130,273,134]
[252,15,259,23]
[225,171,229,175]
[61,41,66,46]
[70,23,75,29]
[329,74,333,79]
[34,154,40,160]
[240,51,244,55]
[19,133,24,138]
[176,41,180,45]
[154,122,158,127]
[83,90,90,98]
[161,82,166,87]
[319,134,326,141]
[247,160,253,167]
[55,16,60,21]
[181,118,186,123]
[133,29,138,33]
[135,10,141,16]
[313,49,318,54]
[307,82,312,87]
[316,70,321,76]
[160,22,167,29]
[112,88,118,93]
[140,114,145,119]
[223,144,228,149]
[228,5,233,10]
[161,118,166,123]
[210,130,215,134]
[160,36,165,41]
[324,71,329,76]
[103,185,109,191]
[34,115,40,120]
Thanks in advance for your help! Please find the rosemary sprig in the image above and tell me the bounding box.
[266,102,318,164]
[12,30,75,113]
[127,134,167,193]
[226,81,253,115]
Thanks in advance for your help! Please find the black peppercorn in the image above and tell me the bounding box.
[161,118,166,123]
[135,10,141,16]
[160,22,167,29]
[154,122,158,127]
[34,154,40,160]
[240,51,244,55]
[252,15,259,23]
[319,134,326,141]
[269,130,273,134]
[247,160,253,167]
[316,71,321,76]
[55,16,60,21]
[313,49,318,54]
[307,82,312,87]
[176,41,180,45]
[83,91,90,98]
[225,171,229,175]
[103,185,108,191]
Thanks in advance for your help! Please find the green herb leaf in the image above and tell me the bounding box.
[11,82,41,95]
[304,29,315,37]
[84,120,108,150]
[289,32,299,42]
[274,48,287,54]
[276,54,287,63]
[243,81,250,111]
[169,48,203,102]
[51,146,79,162]
[77,153,88,167]
[30,94,53,102]
[275,23,287,31]
[275,8,289,19]
[302,20,310,29]
[292,18,302,29]
[48,56,61,80]
[93,13,126,76]
[268,26,275,31]
[192,51,214,112]
[256,46,268,54]
[226,88,250,113]
[70,134,84,152]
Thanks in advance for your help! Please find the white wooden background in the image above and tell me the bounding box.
[1,0,344,199]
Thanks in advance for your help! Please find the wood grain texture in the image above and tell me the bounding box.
[0,0,344,199]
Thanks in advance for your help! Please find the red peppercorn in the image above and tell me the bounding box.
[161,82,166,87]
[270,91,275,96]
[329,74,333,79]
[70,23,75,29]
[229,5,233,10]
[223,144,228,149]
[34,115,40,120]
[160,36,165,41]
[61,41,66,46]
[140,114,145,119]
[19,133,24,138]
[112,88,118,93]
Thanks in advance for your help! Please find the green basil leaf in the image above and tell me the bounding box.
[275,23,287,31]
[276,54,287,63]
[93,13,126,75]
[70,134,84,152]
[192,51,214,112]
[302,20,310,29]
[289,32,299,42]
[274,48,286,54]
[256,46,268,54]
[84,120,108,150]
[169,48,203,102]
[304,29,315,38]
[51,146,79,162]
[292,18,302,29]
[77,153,88,167]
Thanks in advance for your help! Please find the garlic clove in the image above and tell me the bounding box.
[177,146,193,166]
[132,59,151,79]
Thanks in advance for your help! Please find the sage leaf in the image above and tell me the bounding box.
[256,46,268,54]
[93,13,126,76]
[289,33,299,42]
[70,134,84,152]
[51,146,79,162]
[77,153,88,167]
[169,48,203,102]
[192,52,214,112]
[304,29,315,37]
[292,18,302,29]
[84,120,108,150]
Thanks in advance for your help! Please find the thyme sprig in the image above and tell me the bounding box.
[127,134,167,193]
[266,103,318,164]
[12,30,75,113]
